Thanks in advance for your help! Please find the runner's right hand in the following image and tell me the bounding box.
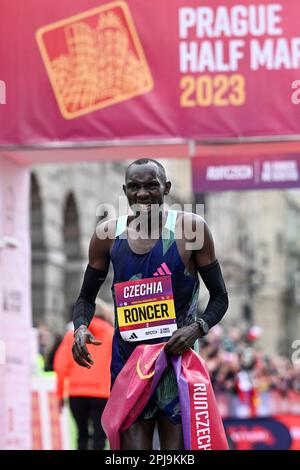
[72,325,102,368]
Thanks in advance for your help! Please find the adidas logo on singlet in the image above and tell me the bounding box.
[128,332,138,340]
[153,262,171,277]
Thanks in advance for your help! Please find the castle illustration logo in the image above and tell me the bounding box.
[36,1,153,119]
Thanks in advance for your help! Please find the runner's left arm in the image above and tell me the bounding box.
[164,218,228,355]
[194,221,228,330]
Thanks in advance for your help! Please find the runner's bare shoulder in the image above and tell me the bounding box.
[90,218,118,260]
[176,211,205,234]
[95,217,118,241]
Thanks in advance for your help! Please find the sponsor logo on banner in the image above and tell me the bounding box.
[190,382,212,450]
[193,154,300,192]
[3,290,22,314]
[224,417,292,450]
[114,276,177,342]
[136,345,162,380]
[36,1,153,119]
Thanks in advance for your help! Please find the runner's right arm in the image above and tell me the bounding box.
[72,223,113,368]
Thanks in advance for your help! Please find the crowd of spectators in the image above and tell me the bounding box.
[200,324,300,397]
[36,317,300,417]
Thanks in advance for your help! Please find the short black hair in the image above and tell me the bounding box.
[126,158,167,183]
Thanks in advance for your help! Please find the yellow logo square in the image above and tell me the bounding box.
[36,1,153,119]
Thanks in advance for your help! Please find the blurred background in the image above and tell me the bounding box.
[1,0,300,450]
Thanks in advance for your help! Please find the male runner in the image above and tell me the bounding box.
[72,158,228,450]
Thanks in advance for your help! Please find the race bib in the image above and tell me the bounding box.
[114,276,177,342]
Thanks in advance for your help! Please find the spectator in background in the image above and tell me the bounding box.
[54,299,113,450]
[36,322,54,358]
[44,334,63,371]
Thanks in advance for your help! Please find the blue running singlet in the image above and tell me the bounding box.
[110,210,199,382]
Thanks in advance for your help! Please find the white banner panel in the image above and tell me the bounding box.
[0,156,31,450]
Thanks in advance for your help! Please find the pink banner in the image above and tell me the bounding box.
[1,0,300,146]
[192,153,300,192]
[0,156,31,450]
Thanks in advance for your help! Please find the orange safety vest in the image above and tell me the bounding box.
[54,317,113,400]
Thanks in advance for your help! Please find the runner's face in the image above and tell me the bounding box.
[123,163,170,214]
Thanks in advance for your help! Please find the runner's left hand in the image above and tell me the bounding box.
[164,323,200,355]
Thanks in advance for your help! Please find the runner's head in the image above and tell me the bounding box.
[123,159,171,213]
